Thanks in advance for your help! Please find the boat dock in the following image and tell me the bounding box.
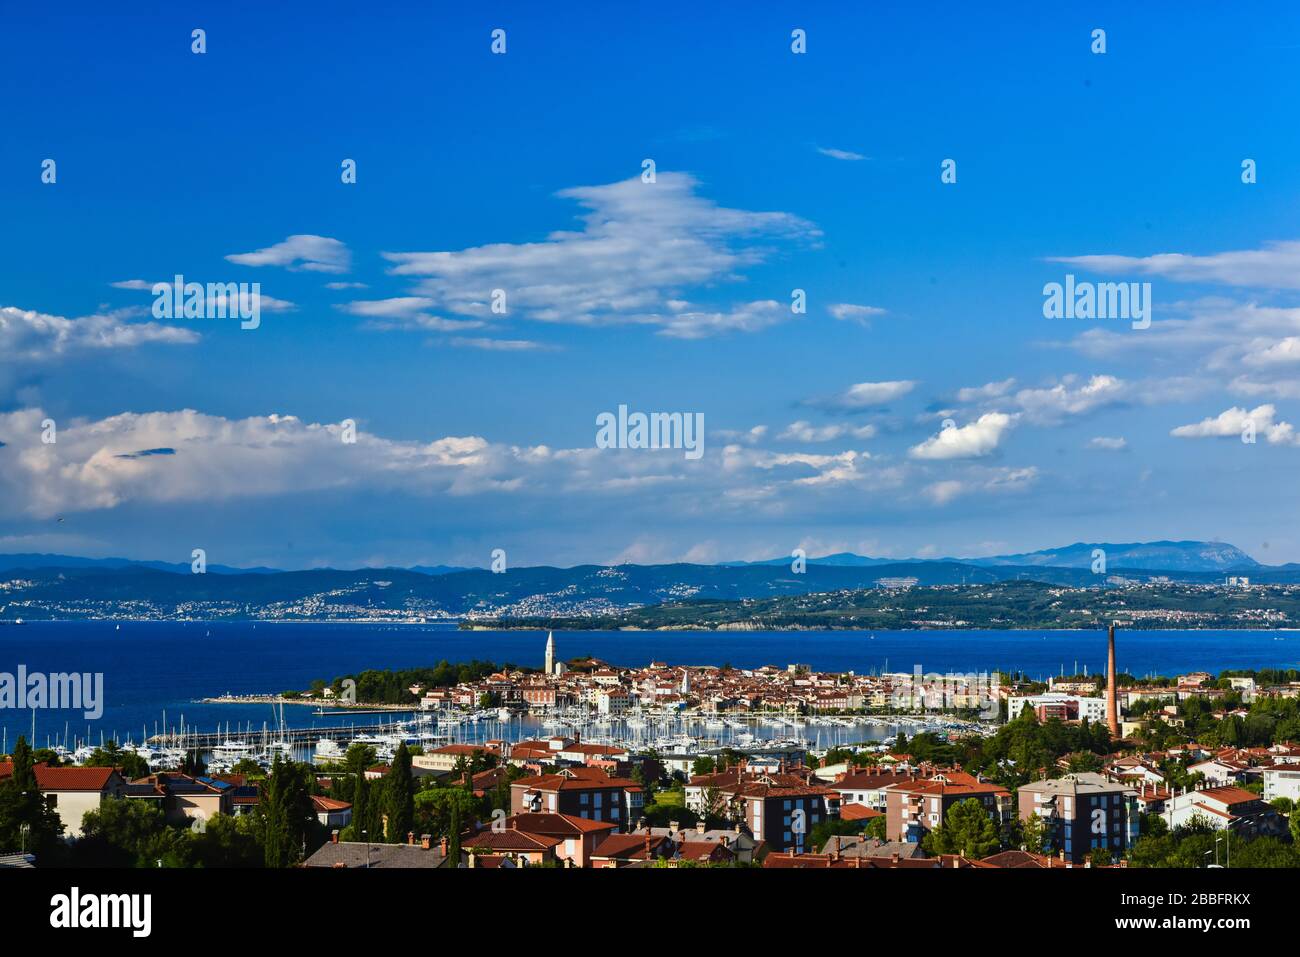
[145,716,418,749]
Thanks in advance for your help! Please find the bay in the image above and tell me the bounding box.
[1,621,1297,750]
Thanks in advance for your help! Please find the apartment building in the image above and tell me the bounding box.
[883,772,1010,844]
[1018,772,1139,863]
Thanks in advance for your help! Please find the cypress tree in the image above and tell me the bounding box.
[385,743,414,843]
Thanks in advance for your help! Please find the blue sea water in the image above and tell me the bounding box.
[1,621,1297,750]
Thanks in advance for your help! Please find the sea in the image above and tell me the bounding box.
[1,621,1297,752]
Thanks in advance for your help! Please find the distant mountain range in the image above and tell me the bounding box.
[1,539,1299,623]
[727,540,1268,573]
[0,554,468,577]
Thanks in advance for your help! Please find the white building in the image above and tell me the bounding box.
[1163,785,1283,836]
[1263,765,1300,804]
[1006,692,1107,725]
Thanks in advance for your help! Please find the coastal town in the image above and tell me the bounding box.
[4,629,1300,871]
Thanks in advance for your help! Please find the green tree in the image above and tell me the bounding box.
[73,798,191,868]
[691,756,716,776]
[260,756,315,867]
[1019,811,1046,854]
[84,740,149,780]
[0,736,64,856]
[385,743,415,842]
[922,798,1001,858]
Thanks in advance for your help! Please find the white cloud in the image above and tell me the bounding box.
[816,147,867,161]
[325,281,368,290]
[337,297,485,332]
[955,378,1016,404]
[1242,336,1300,366]
[655,300,789,339]
[828,303,887,326]
[226,235,351,274]
[1170,404,1298,445]
[448,337,553,351]
[778,420,877,442]
[109,279,154,290]
[1050,240,1300,290]
[910,412,1016,460]
[1088,436,1128,451]
[339,297,435,318]
[814,380,917,410]
[382,172,818,334]
[1014,374,1125,424]
[922,467,1039,505]
[0,305,198,362]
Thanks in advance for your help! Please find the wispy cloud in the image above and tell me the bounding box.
[810,380,917,411]
[383,172,819,336]
[226,234,351,274]
[816,147,867,161]
[828,303,886,326]
[1050,240,1300,290]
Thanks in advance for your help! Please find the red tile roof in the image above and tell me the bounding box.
[33,765,119,792]
[840,803,884,822]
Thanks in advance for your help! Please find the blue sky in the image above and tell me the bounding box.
[3,2,1300,568]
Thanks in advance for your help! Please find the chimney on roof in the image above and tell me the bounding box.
[421,834,432,850]
[407,831,415,845]
[696,820,706,835]
[890,851,900,864]
[331,829,339,844]
[440,836,448,857]
[668,820,679,835]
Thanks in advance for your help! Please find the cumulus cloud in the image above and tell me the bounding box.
[1170,405,1298,445]
[382,172,818,335]
[910,412,1016,460]
[1050,240,1300,290]
[0,408,532,518]
[0,305,198,362]
[226,235,351,274]
[1242,336,1300,366]
[1014,374,1125,424]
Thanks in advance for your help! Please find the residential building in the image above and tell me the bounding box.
[883,771,1010,844]
[1164,785,1286,836]
[1018,772,1139,863]
[510,768,643,827]
[1263,764,1300,803]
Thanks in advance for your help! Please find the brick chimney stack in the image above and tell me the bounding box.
[1106,623,1120,737]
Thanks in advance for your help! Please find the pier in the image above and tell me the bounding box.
[146,716,418,750]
